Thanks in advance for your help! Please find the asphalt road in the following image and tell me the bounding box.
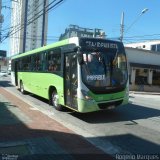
[1,76,160,157]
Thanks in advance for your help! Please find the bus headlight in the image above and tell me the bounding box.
[81,89,93,100]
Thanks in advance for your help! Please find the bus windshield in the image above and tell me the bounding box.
[81,50,128,89]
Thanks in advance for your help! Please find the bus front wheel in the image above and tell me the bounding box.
[51,90,63,111]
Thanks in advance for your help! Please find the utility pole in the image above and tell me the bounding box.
[41,0,46,46]
[0,0,4,42]
[120,11,124,42]
[23,0,28,53]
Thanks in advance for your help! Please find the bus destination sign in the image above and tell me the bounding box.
[80,37,119,49]
[85,40,118,49]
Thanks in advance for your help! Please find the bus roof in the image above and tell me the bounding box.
[11,38,70,59]
[11,37,122,59]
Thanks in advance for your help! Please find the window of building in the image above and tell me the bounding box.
[156,44,160,52]
[151,45,156,51]
[153,70,160,85]
[135,69,147,85]
[136,46,142,49]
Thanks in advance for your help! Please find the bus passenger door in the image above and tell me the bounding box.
[64,53,78,109]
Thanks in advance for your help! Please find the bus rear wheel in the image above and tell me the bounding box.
[20,81,25,94]
[51,90,63,111]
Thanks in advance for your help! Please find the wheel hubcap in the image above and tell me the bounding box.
[52,93,58,107]
[21,83,24,92]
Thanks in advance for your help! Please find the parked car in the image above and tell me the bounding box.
[0,71,8,77]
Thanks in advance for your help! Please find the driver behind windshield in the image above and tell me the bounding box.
[82,52,106,86]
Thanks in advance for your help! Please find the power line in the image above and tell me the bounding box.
[1,1,12,34]
[109,33,160,41]
[2,0,46,36]
[124,34,160,39]
[16,0,62,34]
[2,0,50,39]
[1,0,65,43]
[8,35,59,41]
[2,30,59,39]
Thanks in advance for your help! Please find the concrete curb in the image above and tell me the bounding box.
[129,91,160,95]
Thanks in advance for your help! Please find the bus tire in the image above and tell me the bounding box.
[20,81,25,94]
[50,90,63,111]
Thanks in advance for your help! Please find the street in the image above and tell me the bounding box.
[0,76,160,158]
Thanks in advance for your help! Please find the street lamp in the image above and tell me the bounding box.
[141,8,149,14]
[120,8,149,41]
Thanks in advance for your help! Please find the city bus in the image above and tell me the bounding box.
[11,37,129,113]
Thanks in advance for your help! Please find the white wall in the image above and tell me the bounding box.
[125,40,160,50]
[125,47,160,66]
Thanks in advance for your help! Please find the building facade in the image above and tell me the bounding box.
[10,0,48,56]
[59,25,106,40]
[125,40,160,53]
[125,47,160,92]
[125,40,160,91]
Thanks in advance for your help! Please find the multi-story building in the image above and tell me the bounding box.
[10,0,48,56]
[125,40,160,53]
[59,25,106,40]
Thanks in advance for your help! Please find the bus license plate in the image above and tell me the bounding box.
[108,105,115,109]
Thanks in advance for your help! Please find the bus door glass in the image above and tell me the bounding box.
[64,53,78,109]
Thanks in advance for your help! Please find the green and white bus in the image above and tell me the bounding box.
[11,37,129,113]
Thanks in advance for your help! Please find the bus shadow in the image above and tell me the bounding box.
[0,98,113,160]
[27,91,160,124]
[89,133,160,154]
[69,103,160,124]
[24,93,72,113]
[0,101,159,158]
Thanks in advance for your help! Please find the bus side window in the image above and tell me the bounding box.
[31,55,36,71]
[42,52,47,71]
[48,51,53,71]
[48,49,61,72]
[36,54,40,71]
[18,59,21,70]
[37,53,43,71]
[53,53,61,71]
[21,56,30,71]
[31,54,41,71]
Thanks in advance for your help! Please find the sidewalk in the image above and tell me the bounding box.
[129,91,160,95]
[0,87,114,160]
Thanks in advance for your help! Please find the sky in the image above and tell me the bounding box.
[1,0,160,55]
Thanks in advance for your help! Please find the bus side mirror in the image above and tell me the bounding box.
[76,47,84,65]
[77,51,83,65]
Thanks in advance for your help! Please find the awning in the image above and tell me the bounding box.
[130,63,160,70]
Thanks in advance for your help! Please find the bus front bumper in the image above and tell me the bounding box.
[77,97,128,113]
